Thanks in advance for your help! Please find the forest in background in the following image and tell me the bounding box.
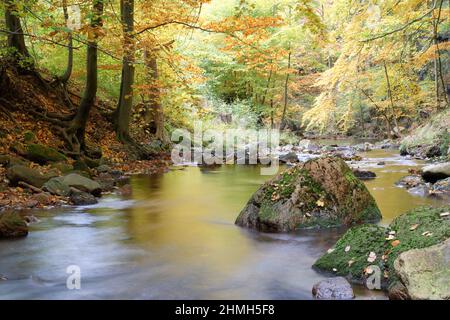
[0,0,448,161]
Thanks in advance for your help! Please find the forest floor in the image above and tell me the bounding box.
[0,64,171,212]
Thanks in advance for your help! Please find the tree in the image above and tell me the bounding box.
[65,0,104,154]
[4,0,31,62]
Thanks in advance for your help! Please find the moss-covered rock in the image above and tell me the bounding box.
[25,144,66,164]
[235,156,381,232]
[6,165,58,188]
[313,206,450,292]
[0,212,28,238]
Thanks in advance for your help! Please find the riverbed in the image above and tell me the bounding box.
[0,149,447,299]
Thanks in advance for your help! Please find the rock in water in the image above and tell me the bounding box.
[0,212,28,238]
[279,152,299,163]
[235,157,381,232]
[312,277,355,300]
[69,189,98,205]
[353,169,376,180]
[394,238,450,300]
[313,206,450,295]
[422,162,450,183]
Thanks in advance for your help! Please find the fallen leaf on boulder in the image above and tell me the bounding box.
[391,240,400,247]
[409,224,419,231]
[440,212,449,217]
[345,245,351,252]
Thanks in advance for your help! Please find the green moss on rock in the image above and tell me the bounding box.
[0,212,28,238]
[25,144,66,164]
[313,206,450,289]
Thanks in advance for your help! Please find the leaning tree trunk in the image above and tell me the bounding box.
[143,50,166,142]
[115,0,135,142]
[66,0,103,153]
[4,0,30,60]
[280,49,291,130]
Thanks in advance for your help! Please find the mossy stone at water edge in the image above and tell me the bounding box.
[0,212,28,238]
[313,206,450,290]
[235,156,381,232]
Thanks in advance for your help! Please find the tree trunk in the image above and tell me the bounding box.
[143,50,166,142]
[383,62,400,137]
[4,0,30,60]
[67,0,103,152]
[115,0,135,142]
[59,0,73,83]
[280,49,291,130]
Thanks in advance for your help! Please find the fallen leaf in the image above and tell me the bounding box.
[345,245,351,252]
[388,230,396,235]
[440,212,449,217]
[409,224,419,231]
[386,234,396,240]
[327,248,335,254]
[316,199,325,207]
[332,268,337,272]
[364,266,374,275]
[391,240,400,247]
[348,260,354,267]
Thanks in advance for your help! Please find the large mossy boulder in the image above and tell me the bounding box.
[0,212,28,238]
[313,206,450,293]
[6,165,58,188]
[235,157,381,232]
[24,144,66,164]
[394,238,450,300]
[43,177,71,196]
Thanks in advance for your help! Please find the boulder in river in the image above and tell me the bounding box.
[393,238,450,300]
[235,156,381,232]
[61,173,102,196]
[0,212,28,238]
[312,277,355,300]
[352,169,376,180]
[313,206,450,295]
[6,165,58,188]
[396,175,426,189]
[421,162,450,183]
[69,189,98,205]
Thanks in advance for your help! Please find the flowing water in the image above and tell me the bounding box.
[0,148,447,300]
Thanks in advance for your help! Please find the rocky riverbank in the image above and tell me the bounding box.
[0,143,171,238]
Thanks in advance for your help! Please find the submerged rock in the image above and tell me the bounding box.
[422,162,450,183]
[235,157,381,232]
[0,212,28,238]
[393,238,450,300]
[313,206,450,295]
[312,277,355,300]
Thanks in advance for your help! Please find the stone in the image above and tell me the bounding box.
[69,189,98,206]
[96,165,111,173]
[73,160,91,173]
[6,165,58,188]
[279,152,299,163]
[396,175,425,189]
[431,177,450,198]
[61,173,102,196]
[394,238,450,300]
[0,212,28,238]
[352,169,376,180]
[408,185,430,197]
[313,206,450,291]
[235,157,381,232]
[422,162,450,183]
[24,144,66,164]
[312,277,355,300]
[42,177,71,197]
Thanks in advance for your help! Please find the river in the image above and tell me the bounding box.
[0,148,447,299]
